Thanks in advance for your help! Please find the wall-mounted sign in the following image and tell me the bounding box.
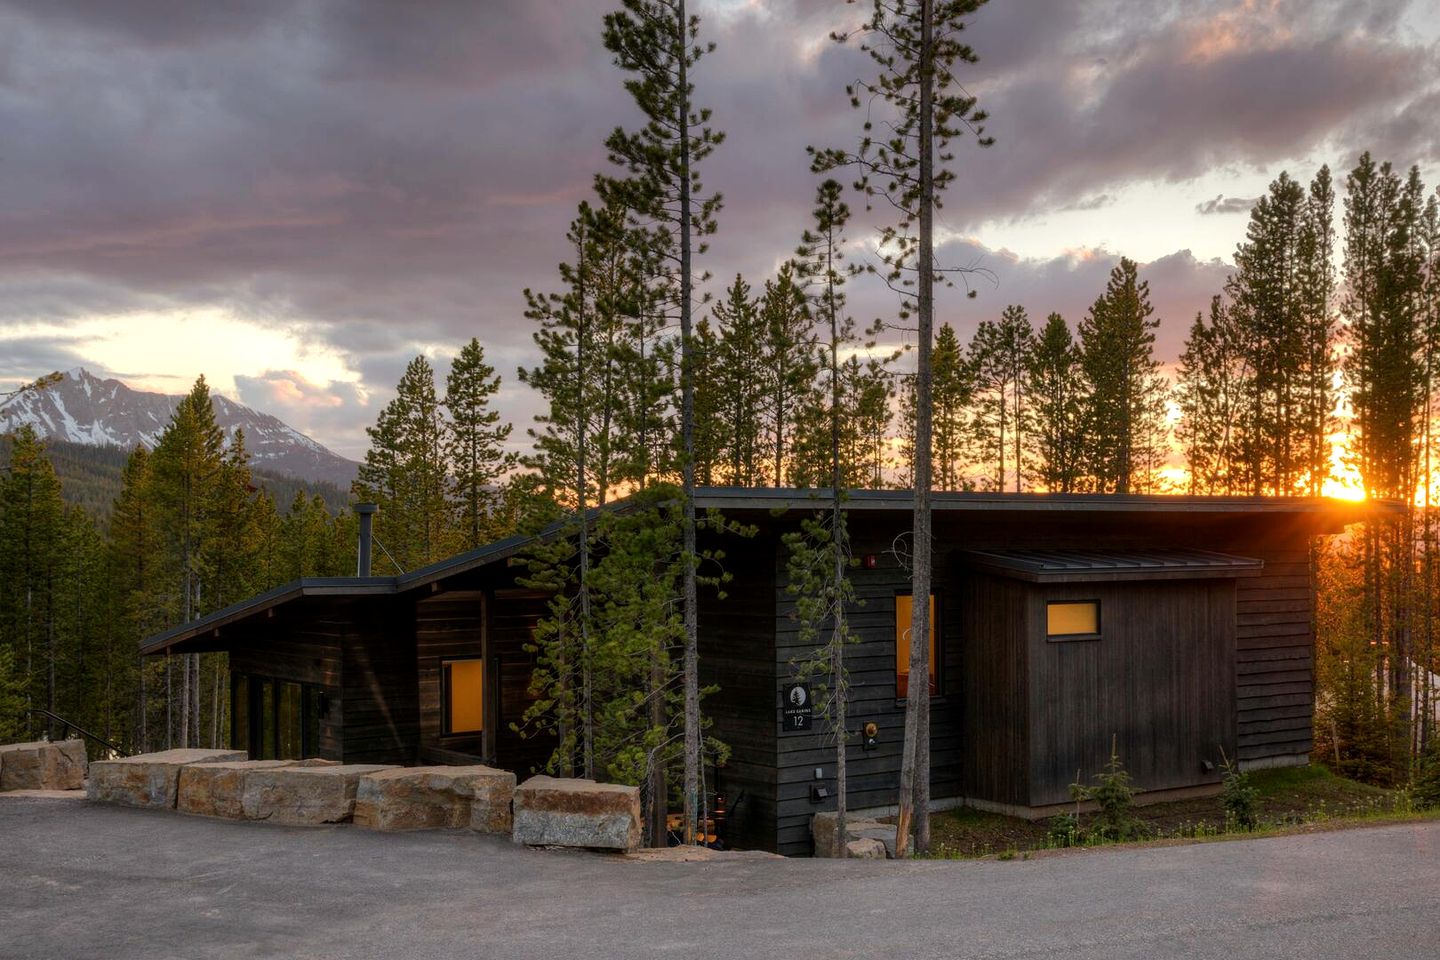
[782,681,812,732]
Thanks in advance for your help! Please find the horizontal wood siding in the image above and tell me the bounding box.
[415,590,487,759]
[699,536,778,852]
[772,521,963,857]
[229,613,344,760]
[342,601,420,765]
[489,589,553,776]
[1232,545,1315,765]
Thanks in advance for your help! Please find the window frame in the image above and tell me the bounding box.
[440,656,486,737]
[894,591,942,700]
[232,672,327,759]
[1045,599,1103,642]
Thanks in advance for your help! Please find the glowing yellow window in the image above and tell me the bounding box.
[1047,600,1101,639]
[442,659,484,735]
[896,593,938,697]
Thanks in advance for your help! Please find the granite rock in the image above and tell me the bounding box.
[512,776,640,852]
[87,749,247,809]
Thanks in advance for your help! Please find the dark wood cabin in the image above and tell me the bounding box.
[141,489,1387,857]
[141,535,555,773]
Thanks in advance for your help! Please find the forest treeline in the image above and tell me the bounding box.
[1,1,1438,847]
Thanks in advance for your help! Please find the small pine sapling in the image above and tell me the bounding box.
[1070,736,1145,842]
[1219,748,1259,830]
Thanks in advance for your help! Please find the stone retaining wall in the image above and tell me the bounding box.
[0,740,87,792]
[354,765,516,833]
[77,749,649,855]
[512,776,641,852]
[87,749,247,809]
[240,765,396,825]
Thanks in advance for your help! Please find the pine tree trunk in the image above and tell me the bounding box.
[677,0,703,847]
[577,220,595,782]
[897,0,935,859]
[829,230,848,858]
[648,647,668,847]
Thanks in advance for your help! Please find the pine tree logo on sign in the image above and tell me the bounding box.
[783,682,812,732]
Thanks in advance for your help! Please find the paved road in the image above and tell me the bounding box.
[2,798,1438,960]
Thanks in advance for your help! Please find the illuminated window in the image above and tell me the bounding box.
[1047,600,1101,640]
[442,658,485,735]
[895,593,939,697]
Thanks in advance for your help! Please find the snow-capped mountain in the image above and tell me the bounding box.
[0,368,359,489]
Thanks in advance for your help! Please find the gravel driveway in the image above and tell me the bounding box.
[2,797,1438,960]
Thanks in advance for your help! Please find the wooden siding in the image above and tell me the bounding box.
[1232,545,1315,765]
[228,612,344,760]
[960,576,1030,807]
[488,589,553,776]
[698,536,778,852]
[1023,580,1235,805]
[771,522,964,857]
[415,590,488,760]
[341,602,420,765]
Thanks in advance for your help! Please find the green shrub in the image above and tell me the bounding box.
[1220,753,1259,830]
[1413,744,1440,810]
[1071,739,1146,842]
[1046,812,1081,848]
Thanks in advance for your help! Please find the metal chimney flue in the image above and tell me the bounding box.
[355,503,377,577]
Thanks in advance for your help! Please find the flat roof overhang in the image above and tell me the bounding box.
[140,488,1399,655]
[960,547,1265,583]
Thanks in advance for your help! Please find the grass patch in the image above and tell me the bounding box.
[916,764,1432,860]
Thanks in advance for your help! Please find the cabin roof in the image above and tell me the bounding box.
[140,487,1394,654]
[959,546,1266,582]
[691,487,1398,516]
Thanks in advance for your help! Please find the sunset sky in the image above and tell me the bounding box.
[2,0,1438,459]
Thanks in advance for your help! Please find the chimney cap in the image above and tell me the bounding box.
[354,502,378,515]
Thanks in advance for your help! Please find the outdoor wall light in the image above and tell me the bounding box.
[863,722,879,750]
[810,785,829,803]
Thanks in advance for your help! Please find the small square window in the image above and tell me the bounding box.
[1047,600,1101,640]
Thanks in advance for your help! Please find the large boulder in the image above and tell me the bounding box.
[177,760,300,819]
[354,765,516,833]
[512,776,641,852]
[812,812,909,859]
[87,749,246,809]
[846,837,887,859]
[470,767,518,835]
[0,739,87,791]
[240,764,395,825]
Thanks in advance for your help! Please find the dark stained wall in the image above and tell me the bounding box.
[1022,579,1236,806]
[960,575,1030,807]
[771,519,964,857]
[228,610,344,760]
[698,535,779,852]
[415,590,487,760]
[488,589,553,775]
[341,600,420,765]
[1231,543,1316,766]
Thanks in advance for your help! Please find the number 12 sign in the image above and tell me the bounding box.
[782,681,812,732]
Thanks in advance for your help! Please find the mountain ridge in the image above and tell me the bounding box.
[0,368,360,490]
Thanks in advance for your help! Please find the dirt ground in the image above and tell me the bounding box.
[916,764,1412,858]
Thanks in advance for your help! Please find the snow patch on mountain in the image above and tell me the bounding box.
[1,368,359,489]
